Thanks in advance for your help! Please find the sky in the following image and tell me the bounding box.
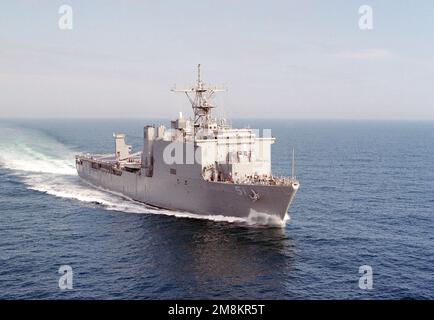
[0,0,433,119]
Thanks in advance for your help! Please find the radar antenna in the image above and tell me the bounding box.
[172,64,225,132]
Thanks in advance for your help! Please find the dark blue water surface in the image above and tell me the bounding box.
[0,119,433,299]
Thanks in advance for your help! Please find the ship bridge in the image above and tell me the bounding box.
[138,64,279,184]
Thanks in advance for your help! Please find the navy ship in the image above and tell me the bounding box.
[75,65,299,221]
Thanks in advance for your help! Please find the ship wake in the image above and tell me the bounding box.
[0,124,288,227]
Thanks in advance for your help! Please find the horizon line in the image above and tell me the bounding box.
[1,117,434,122]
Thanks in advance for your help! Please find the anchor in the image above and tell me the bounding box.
[249,189,261,202]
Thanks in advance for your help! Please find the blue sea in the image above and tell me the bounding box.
[0,119,433,299]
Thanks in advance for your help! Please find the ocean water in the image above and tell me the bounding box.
[0,119,433,299]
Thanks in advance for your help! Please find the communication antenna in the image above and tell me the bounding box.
[171,64,225,134]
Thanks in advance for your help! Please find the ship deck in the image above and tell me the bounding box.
[77,153,141,163]
[76,154,298,187]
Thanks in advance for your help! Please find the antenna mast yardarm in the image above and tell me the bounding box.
[171,64,225,132]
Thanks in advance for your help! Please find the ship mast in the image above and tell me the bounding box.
[172,64,225,133]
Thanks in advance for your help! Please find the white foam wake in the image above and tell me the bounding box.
[246,209,290,227]
[0,124,288,227]
[0,126,76,175]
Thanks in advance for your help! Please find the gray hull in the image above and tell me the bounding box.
[76,161,298,221]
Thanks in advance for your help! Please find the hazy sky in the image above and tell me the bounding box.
[0,0,433,119]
